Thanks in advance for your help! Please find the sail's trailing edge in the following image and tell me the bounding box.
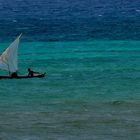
[0,34,22,73]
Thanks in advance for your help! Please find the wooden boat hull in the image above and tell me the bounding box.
[0,73,46,79]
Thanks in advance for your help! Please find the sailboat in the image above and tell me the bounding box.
[0,34,45,79]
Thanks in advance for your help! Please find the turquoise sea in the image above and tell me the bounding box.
[0,40,140,139]
[0,0,140,139]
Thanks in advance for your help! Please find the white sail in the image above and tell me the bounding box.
[0,34,22,73]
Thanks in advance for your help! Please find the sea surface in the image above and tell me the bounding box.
[0,0,140,140]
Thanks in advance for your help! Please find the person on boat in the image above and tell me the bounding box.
[11,72,18,78]
[27,68,40,77]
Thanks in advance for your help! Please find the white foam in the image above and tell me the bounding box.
[136,9,140,12]
[12,19,17,23]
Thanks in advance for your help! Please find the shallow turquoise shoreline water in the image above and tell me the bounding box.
[0,40,140,101]
[0,40,140,139]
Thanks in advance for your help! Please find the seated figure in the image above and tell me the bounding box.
[28,68,40,77]
[11,72,18,78]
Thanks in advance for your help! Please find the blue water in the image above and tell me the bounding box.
[0,1,140,140]
[0,0,140,41]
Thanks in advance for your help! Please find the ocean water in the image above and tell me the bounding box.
[0,0,140,140]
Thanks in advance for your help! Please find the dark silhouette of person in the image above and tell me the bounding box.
[11,72,18,78]
[28,68,40,77]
